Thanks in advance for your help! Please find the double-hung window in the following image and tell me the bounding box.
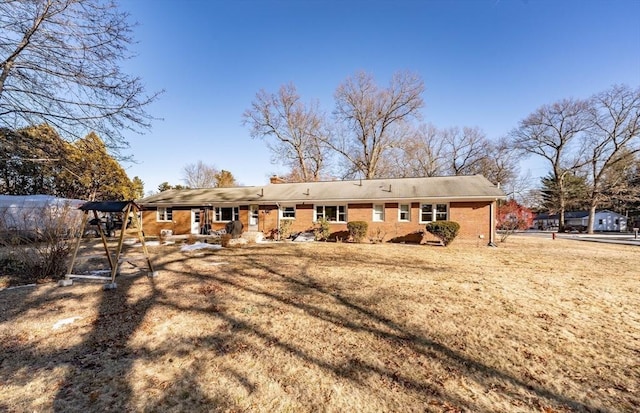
[398,204,410,222]
[214,206,239,222]
[281,206,296,220]
[315,205,346,222]
[157,207,172,222]
[435,203,448,221]
[373,204,385,222]
[420,203,448,223]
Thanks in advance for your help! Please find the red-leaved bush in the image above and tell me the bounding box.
[496,200,534,241]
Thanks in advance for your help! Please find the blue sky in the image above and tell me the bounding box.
[119,0,640,194]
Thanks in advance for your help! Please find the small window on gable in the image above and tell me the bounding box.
[598,219,603,225]
[399,204,410,222]
[157,207,172,222]
[373,204,384,222]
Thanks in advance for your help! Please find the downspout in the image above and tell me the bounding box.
[488,200,497,247]
[276,203,280,241]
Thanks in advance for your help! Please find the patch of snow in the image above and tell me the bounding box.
[53,316,81,330]
[0,283,37,291]
[180,242,223,252]
[89,269,111,275]
[293,232,316,242]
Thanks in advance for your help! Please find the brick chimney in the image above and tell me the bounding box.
[269,175,286,184]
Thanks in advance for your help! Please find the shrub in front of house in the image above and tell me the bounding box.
[314,218,330,241]
[347,221,368,243]
[425,221,460,246]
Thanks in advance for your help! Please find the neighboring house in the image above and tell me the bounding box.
[137,175,506,244]
[533,210,628,232]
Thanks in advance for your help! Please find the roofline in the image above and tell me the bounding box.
[139,195,505,207]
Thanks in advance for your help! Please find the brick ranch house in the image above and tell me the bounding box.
[137,175,506,244]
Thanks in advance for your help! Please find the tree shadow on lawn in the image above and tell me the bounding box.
[49,274,161,412]
[0,245,610,412]
[209,247,606,412]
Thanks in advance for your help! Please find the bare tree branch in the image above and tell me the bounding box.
[0,0,161,151]
[583,84,640,233]
[243,83,329,182]
[330,70,424,179]
[509,98,591,231]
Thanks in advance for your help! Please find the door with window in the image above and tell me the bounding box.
[191,209,201,234]
[249,205,259,231]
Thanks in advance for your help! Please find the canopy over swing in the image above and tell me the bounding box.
[59,200,156,290]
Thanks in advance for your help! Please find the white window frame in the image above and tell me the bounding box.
[214,206,239,222]
[280,205,296,220]
[315,205,347,223]
[435,203,448,221]
[157,207,172,222]
[398,204,410,222]
[372,204,385,222]
[419,203,449,223]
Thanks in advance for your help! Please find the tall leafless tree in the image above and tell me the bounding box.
[243,83,328,182]
[182,161,219,188]
[394,123,447,177]
[182,161,237,188]
[330,70,424,179]
[0,0,160,150]
[583,84,640,233]
[441,126,490,176]
[510,98,591,231]
[473,136,523,187]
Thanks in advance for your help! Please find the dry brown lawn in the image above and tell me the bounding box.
[0,236,638,412]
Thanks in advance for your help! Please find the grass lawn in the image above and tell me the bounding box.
[0,236,638,412]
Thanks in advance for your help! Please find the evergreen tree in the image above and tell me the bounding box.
[540,172,590,214]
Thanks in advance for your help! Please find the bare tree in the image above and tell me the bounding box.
[330,70,424,179]
[394,123,447,177]
[243,83,328,182]
[0,0,160,150]
[182,162,237,188]
[599,151,640,213]
[510,98,591,231]
[182,161,218,188]
[473,136,523,187]
[583,84,640,233]
[442,126,490,176]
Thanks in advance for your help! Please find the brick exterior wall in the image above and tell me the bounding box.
[141,200,496,243]
[449,201,493,240]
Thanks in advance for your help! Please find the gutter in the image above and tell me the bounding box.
[139,195,506,208]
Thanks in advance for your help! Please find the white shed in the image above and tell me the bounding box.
[592,210,627,232]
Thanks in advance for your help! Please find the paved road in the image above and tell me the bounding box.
[511,231,640,246]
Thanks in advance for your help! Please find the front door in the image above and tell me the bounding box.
[191,209,201,234]
[249,205,259,231]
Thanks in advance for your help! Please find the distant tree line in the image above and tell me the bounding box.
[244,73,639,233]
[154,161,238,193]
